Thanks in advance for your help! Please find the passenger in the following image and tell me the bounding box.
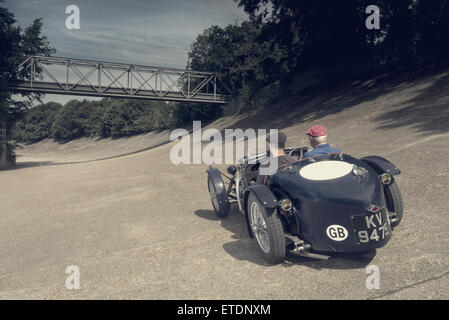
[303,125,341,158]
[256,132,296,185]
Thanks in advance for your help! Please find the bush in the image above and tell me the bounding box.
[172,102,223,127]
[100,99,178,137]
[51,100,87,141]
[12,102,61,143]
[12,97,221,143]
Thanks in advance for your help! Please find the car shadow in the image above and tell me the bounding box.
[195,206,375,270]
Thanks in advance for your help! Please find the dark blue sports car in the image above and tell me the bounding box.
[206,147,403,264]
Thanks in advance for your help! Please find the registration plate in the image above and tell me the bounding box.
[352,210,391,244]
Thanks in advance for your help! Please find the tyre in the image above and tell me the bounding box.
[384,180,403,228]
[247,192,286,264]
[207,171,229,218]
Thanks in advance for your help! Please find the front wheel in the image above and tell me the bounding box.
[384,180,403,228]
[207,173,229,218]
[247,193,286,264]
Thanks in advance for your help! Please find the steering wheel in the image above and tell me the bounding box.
[288,147,307,159]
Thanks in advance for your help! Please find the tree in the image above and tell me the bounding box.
[0,2,55,118]
[187,20,286,111]
[236,0,374,72]
[236,0,449,69]
[0,0,55,163]
[414,0,449,60]
[12,101,61,143]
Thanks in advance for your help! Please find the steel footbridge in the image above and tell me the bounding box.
[9,56,229,104]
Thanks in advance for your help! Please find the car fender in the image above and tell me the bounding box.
[243,184,278,238]
[206,166,229,211]
[360,155,401,175]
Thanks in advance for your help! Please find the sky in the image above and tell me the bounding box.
[4,0,248,104]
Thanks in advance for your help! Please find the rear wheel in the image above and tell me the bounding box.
[247,193,286,264]
[384,180,403,228]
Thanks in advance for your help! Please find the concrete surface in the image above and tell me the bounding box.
[0,69,448,299]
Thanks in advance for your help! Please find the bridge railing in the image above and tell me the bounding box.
[9,56,229,104]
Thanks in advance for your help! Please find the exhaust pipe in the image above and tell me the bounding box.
[288,238,331,260]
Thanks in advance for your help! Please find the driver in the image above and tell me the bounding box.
[256,132,296,184]
[303,125,341,158]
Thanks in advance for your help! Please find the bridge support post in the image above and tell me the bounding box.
[1,119,7,170]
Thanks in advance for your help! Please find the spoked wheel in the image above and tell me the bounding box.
[384,180,403,228]
[207,167,230,218]
[247,193,286,264]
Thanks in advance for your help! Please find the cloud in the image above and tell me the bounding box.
[6,0,247,65]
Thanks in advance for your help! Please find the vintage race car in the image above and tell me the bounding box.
[206,147,403,264]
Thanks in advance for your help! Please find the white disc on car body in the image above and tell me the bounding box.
[299,161,353,181]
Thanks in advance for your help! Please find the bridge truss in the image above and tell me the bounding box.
[9,56,229,104]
